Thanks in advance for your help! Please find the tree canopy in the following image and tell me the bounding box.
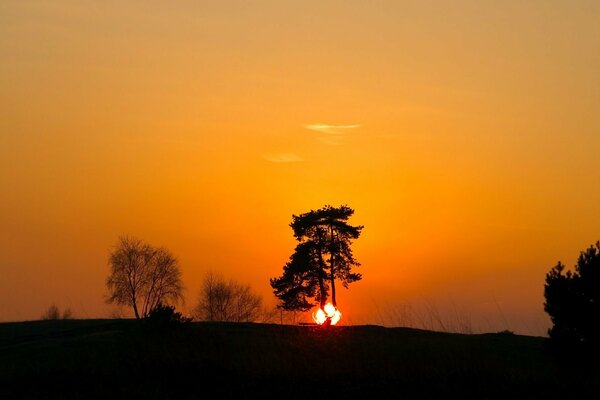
[544,241,600,347]
[270,205,363,312]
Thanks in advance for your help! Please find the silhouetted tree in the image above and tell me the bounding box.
[41,304,73,320]
[271,205,363,312]
[194,272,263,322]
[146,302,191,327]
[545,241,600,347]
[41,304,60,320]
[106,236,183,319]
[61,307,73,319]
[270,241,324,312]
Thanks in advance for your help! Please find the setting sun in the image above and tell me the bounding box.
[313,303,343,326]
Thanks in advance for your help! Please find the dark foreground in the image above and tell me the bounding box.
[1,320,598,399]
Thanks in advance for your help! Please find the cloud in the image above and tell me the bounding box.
[305,123,360,145]
[305,124,361,135]
[262,153,303,163]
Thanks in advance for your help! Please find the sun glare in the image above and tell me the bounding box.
[312,302,342,326]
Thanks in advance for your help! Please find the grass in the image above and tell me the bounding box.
[1,319,598,399]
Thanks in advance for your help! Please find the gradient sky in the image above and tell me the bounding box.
[1,1,599,335]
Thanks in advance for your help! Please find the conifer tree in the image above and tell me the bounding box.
[271,205,363,311]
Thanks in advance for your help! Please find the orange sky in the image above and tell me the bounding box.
[1,1,599,335]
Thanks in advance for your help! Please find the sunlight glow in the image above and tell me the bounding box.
[312,302,342,326]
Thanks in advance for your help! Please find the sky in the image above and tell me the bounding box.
[1,0,599,335]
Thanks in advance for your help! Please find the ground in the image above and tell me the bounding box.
[1,319,598,399]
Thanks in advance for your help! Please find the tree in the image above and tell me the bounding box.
[270,205,363,312]
[544,241,600,347]
[270,241,324,312]
[106,236,183,319]
[41,304,60,320]
[194,272,263,322]
[41,304,73,320]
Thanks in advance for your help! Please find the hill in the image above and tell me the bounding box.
[1,319,598,399]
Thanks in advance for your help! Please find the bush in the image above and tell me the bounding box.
[544,242,600,348]
[145,303,191,327]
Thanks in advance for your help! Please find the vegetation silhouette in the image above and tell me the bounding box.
[41,304,72,320]
[145,302,191,328]
[194,272,264,322]
[271,205,363,314]
[106,236,183,319]
[545,241,600,349]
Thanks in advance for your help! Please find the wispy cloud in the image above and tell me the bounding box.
[305,124,361,135]
[262,153,303,163]
[305,123,361,145]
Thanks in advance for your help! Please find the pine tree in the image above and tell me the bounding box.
[270,205,363,312]
[545,241,600,347]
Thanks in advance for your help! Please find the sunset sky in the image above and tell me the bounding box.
[1,1,599,335]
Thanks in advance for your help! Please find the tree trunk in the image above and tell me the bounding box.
[329,225,337,307]
[317,246,328,309]
[132,298,140,319]
[318,274,327,309]
[330,270,336,307]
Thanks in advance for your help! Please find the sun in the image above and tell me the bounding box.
[312,303,342,326]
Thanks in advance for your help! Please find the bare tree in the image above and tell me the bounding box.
[61,307,73,319]
[139,246,183,317]
[41,304,60,320]
[41,304,73,320]
[106,236,183,319]
[194,272,263,322]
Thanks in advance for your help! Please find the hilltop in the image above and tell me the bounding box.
[1,320,598,399]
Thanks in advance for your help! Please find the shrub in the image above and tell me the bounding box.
[145,303,191,327]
